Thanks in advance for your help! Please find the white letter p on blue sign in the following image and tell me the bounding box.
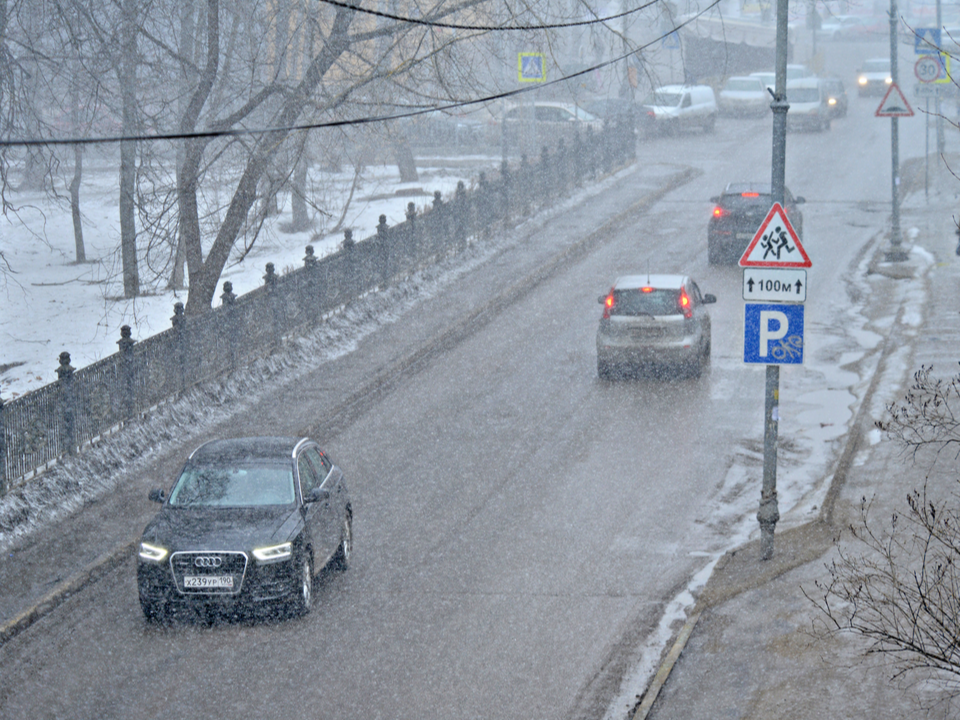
[744,303,804,365]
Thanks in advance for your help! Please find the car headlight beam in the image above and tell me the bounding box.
[253,542,293,563]
[139,541,169,562]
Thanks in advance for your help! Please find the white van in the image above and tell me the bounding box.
[786,78,831,132]
[639,85,718,134]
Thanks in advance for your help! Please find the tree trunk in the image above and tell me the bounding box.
[183,8,355,314]
[70,144,85,263]
[290,158,310,231]
[119,0,140,298]
[169,0,198,291]
[393,140,418,183]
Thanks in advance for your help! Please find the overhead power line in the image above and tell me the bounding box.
[0,0,720,149]
[318,0,662,31]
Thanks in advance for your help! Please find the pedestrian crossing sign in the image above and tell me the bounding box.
[739,203,812,268]
[518,53,546,83]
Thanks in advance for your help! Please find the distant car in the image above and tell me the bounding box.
[718,76,770,116]
[583,97,640,129]
[817,15,881,40]
[596,274,716,379]
[501,101,602,150]
[749,71,776,92]
[638,85,718,135]
[820,76,848,118]
[857,58,892,96]
[707,183,806,265]
[786,78,832,131]
[137,436,353,622]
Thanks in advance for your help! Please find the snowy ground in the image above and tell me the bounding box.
[0,151,496,399]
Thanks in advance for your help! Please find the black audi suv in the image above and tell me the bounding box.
[136,436,352,622]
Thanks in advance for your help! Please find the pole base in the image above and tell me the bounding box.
[884,248,910,262]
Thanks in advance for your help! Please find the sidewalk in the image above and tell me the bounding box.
[640,164,960,719]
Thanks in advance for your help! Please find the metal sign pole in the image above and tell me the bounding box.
[887,0,909,261]
[759,0,791,561]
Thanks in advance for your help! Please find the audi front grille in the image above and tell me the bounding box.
[170,551,248,595]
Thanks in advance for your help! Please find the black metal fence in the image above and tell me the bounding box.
[0,123,635,494]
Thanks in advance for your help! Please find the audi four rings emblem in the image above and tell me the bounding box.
[194,556,223,568]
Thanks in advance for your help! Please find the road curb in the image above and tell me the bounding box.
[0,164,702,648]
[0,537,137,646]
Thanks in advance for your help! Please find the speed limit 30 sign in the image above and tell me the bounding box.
[916,55,946,83]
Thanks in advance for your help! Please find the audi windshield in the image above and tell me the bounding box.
[168,462,296,507]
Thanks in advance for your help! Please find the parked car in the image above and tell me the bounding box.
[786,78,832,131]
[137,436,353,622]
[820,76,848,118]
[749,71,776,92]
[583,97,640,128]
[707,182,806,265]
[857,58,892,96]
[596,274,715,379]
[638,85,718,135]
[817,15,882,40]
[718,76,770,116]
[501,101,602,150]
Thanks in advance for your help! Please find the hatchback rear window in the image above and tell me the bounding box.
[720,192,772,209]
[725,79,762,92]
[611,288,682,316]
[788,88,821,103]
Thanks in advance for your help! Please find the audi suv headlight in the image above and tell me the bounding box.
[139,541,169,562]
[252,542,293,563]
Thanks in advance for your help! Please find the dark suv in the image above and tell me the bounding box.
[707,183,805,265]
[137,436,352,622]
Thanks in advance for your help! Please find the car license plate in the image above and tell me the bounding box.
[184,575,234,589]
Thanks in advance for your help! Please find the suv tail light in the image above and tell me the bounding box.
[678,288,693,319]
[741,192,760,198]
[712,205,727,219]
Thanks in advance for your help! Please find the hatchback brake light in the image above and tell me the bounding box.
[602,293,615,319]
[678,288,693,318]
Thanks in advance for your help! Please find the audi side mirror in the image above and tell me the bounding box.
[305,487,331,504]
[148,488,166,503]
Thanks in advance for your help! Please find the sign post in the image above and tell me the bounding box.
[740,202,811,560]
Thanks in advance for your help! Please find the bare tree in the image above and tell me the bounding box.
[806,365,960,704]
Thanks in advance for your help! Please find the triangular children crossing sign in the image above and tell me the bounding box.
[739,203,812,268]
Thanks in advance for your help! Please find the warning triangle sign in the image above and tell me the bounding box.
[739,203,812,268]
[875,83,914,117]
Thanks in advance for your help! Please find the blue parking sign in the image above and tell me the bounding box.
[744,303,804,365]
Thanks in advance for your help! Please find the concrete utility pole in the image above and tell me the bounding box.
[759,0,791,560]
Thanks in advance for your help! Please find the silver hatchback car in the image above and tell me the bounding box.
[596,274,716,378]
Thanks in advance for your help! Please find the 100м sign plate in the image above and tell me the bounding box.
[742,268,806,302]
